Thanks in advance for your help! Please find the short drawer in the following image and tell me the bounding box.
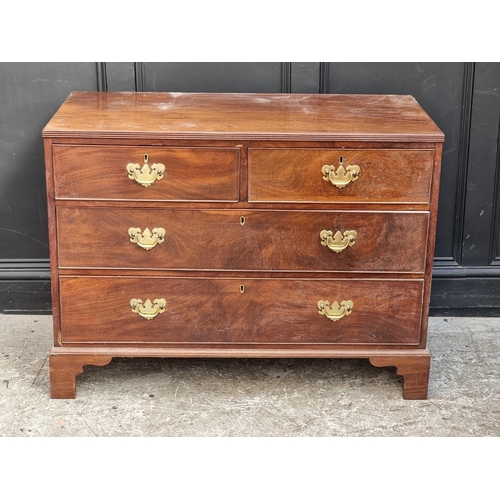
[52,145,239,201]
[57,207,429,273]
[59,277,424,345]
[248,148,434,203]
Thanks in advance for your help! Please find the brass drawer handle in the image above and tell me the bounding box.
[320,229,357,253]
[322,157,360,188]
[130,298,166,320]
[127,154,165,187]
[128,227,166,250]
[318,300,353,321]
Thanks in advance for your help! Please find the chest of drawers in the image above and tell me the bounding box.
[43,92,444,399]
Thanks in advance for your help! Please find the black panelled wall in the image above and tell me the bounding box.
[0,62,499,314]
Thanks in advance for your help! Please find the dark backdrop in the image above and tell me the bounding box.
[1,62,499,314]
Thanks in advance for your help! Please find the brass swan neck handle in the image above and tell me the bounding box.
[322,157,360,188]
[128,227,166,250]
[320,230,357,253]
[130,298,166,320]
[317,300,353,322]
[127,154,165,187]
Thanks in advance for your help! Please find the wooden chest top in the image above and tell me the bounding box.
[42,91,445,142]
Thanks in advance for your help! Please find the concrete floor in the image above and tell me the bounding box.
[0,314,498,437]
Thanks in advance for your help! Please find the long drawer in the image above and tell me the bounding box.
[57,207,429,273]
[59,277,424,345]
[248,148,434,203]
[52,145,240,201]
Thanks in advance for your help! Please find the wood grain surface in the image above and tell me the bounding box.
[248,148,434,203]
[56,207,429,273]
[43,92,445,142]
[53,145,239,201]
[58,276,424,345]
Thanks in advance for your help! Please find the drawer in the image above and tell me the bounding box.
[59,277,424,345]
[52,145,239,201]
[248,148,434,203]
[57,207,429,273]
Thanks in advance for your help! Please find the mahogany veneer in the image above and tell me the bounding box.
[43,91,444,399]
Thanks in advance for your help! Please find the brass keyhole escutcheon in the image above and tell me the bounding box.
[240,216,246,225]
[240,285,245,293]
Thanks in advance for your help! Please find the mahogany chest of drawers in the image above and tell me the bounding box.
[43,91,444,399]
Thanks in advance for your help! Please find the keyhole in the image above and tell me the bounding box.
[144,154,149,163]
[240,216,245,225]
[339,155,344,164]
[240,285,245,293]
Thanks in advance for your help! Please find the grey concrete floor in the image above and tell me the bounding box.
[0,314,498,437]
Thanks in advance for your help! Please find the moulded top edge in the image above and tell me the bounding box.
[42,91,445,142]
[42,130,445,142]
